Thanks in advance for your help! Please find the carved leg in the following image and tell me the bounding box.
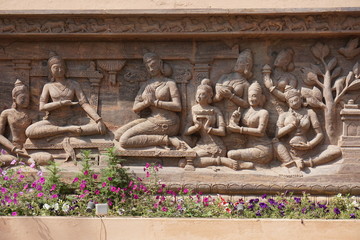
[304,145,342,168]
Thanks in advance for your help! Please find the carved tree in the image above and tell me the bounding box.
[303,42,360,144]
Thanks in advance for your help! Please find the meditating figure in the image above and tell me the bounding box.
[115,52,185,149]
[227,81,273,165]
[183,79,253,170]
[0,80,52,166]
[273,86,341,169]
[26,54,106,139]
[213,49,253,149]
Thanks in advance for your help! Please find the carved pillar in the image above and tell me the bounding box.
[13,60,31,86]
[193,63,211,85]
[89,78,102,112]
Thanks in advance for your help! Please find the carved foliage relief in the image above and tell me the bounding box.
[0,12,359,194]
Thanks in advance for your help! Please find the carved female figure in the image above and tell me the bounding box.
[273,86,341,169]
[115,52,184,149]
[213,49,253,149]
[227,82,273,165]
[26,54,106,139]
[263,48,297,103]
[0,80,51,166]
[183,79,253,170]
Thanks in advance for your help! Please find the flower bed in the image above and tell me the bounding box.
[0,148,359,219]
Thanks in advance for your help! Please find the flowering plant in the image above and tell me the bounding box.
[0,148,359,218]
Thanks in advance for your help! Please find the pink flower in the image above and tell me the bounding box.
[29,163,36,168]
[10,159,17,165]
[11,212,17,216]
[1,187,7,193]
[110,186,117,192]
[133,194,139,199]
[37,192,44,197]
[51,194,58,198]
[37,171,43,176]
[92,174,98,179]
[108,177,113,181]
[19,175,25,179]
[145,162,150,169]
[183,188,189,194]
[50,184,56,192]
[94,189,100,195]
[146,171,150,178]
[72,177,79,183]
[102,182,107,187]
[161,207,168,212]
[83,170,89,176]
[0,149,7,155]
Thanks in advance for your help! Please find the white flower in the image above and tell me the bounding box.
[351,201,359,208]
[62,203,70,212]
[43,204,50,210]
[52,203,59,211]
[336,193,342,198]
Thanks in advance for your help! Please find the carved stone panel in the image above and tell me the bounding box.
[0,11,359,195]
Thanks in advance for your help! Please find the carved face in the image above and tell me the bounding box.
[145,59,161,77]
[196,89,210,105]
[50,63,65,78]
[287,95,302,110]
[14,93,29,108]
[248,90,262,107]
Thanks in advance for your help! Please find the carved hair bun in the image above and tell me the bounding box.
[201,78,212,86]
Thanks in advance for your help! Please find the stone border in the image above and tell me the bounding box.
[0,12,359,39]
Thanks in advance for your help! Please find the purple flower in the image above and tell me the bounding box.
[278,203,285,210]
[1,187,7,193]
[255,210,262,216]
[19,175,25,179]
[108,177,113,181]
[261,194,267,199]
[333,208,341,215]
[51,194,58,198]
[11,212,17,216]
[92,174,98,179]
[10,159,17,165]
[83,170,89,176]
[317,203,327,209]
[161,207,168,212]
[37,171,43,176]
[350,213,356,218]
[133,194,139,199]
[294,197,301,204]
[1,149,8,155]
[268,198,276,205]
[259,202,268,209]
[29,163,36,168]
[37,192,44,197]
[301,207,307,214]
[247,204,254,210]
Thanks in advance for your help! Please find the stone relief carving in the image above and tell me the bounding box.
[0,12,359,194]
[1,14,359,35]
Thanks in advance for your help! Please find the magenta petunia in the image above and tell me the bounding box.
[11,212,17,216]
[37,192,44,197]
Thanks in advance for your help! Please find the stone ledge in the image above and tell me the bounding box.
[1,217,359,240]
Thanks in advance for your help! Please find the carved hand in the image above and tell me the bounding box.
[219,88,233,99]
[61,100,78,106]
[13,148,30,157]
[263,75,274,89]
[291,141,311,150]
[97,120,107,135]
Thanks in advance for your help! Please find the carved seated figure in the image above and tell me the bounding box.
[0,80,52,166]
[183,79,253,170]
[227,81,273,165]
[25,54,107,140]
[273,86,342,170]
[115,52,185,150]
